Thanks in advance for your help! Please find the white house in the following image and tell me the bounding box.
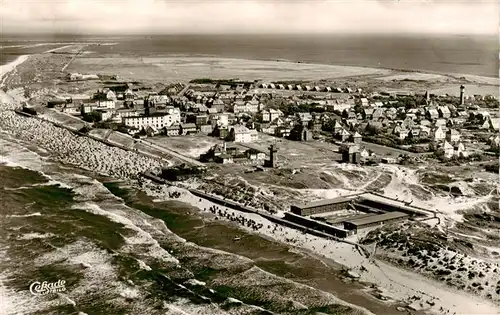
[433,126,446,142]
[454,142,468,158]
[123,112,180,130]
[62,104,81,115]
[113,109,140,122]
[443,141,455,158]
[124,89,135,100]
[106,90,117,101]
[230,125,258,143]
[481,117,500,131]
[96,109,113,122]
[333,103,353,113]
[82,104,98,114]
[438,106,451,118]
[233,101,260,114]
[261,109,282,122]
[488,135,500,150]
[96,100,115,109]
[427,108,439,120]
[356,98,369,106]
[397,129,410,140]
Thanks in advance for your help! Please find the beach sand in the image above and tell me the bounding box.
[139,181,500,315]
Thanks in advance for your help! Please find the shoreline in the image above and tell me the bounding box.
[0,55,30,88]
[138,180,500,315]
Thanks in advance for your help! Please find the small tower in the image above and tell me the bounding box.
[460,85,465,105]
[266,144,278,168]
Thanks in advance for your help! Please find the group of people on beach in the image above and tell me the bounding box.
[206,205,264,232]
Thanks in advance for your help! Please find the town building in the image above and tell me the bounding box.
[481,117,500,132]
[433,126,446,142]
[351,131,362,144]
[446,129,460,143]
[199,124,213,135]
[233,101,260,114]
[229,125,259,143]
[438,106,451,118]
[340,144,360,164]
[62,104,81,115]
[261,109,282,122]
[122,112,180,130]
[289,125,313,141]
[426,108,439,120]
[180,123,197,135]
[297,112,313,126]
[165,124,180,136]
[336,128,351,142]
[290,195,360,216]
[343,212,408,232]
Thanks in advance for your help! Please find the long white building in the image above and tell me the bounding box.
[122,108,181,130]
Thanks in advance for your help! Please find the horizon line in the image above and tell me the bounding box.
[2,31,497,37]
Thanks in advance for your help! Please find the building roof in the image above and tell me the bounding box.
[443,141,454,150]
[231,125,250,134]
[293,195,360,210]
[344,211,408,227]
[181,123,197,129]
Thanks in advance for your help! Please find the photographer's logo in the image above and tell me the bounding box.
[29,280,66,295]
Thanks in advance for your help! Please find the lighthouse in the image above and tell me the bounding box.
[460,85,465,105]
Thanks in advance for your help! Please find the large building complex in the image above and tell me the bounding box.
[343,211,408,232]
[285,192,432,237]
[122,108,181,130]
[290,195,361,216]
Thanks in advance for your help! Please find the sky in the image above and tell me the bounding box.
[0,0,498,35]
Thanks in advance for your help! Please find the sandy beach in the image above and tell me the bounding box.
[138,180,499,315]
[0,55,29,87]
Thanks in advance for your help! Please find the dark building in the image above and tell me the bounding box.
[196,115,208,125]
[289,124,312,141]
[339,144,360,164]
[161,165,205,181]
[290,196,358,216]
[264,144,278,168]
[283,212,352,238]
[343,211,408,232]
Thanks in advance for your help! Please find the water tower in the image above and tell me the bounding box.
[265,144,278,168]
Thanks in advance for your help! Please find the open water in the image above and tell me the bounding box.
[1,34,498,77]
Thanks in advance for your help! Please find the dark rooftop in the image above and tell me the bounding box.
[344,211,408,227]
[294,195,360,210]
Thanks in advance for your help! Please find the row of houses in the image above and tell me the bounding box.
[259,83,361,94]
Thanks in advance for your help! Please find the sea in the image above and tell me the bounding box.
[1,34,498,77]
[0,33,496,315]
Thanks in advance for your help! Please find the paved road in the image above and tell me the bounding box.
[139,138,205,167]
